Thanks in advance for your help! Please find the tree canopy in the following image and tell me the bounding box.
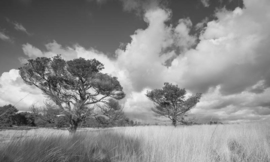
[0,104,18,127]
[19,55,125,132]
[146,83,201,127]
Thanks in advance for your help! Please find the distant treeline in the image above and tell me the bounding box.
[0,104,141,129]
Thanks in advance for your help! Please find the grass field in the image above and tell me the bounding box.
[0,122,270,162]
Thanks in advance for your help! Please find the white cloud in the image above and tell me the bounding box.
[191,85,270,123]
[169,2,270,95]
[0,70,45,109]
[14,22,31,35]
[200,0,210,7]
[0,31,12,42]
[22,43,43,58]
[195,17,209,30]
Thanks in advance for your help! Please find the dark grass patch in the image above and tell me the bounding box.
[227,139,269,162]
[228,139,246,162]
[0,126,38,131]
[0,131,142,162]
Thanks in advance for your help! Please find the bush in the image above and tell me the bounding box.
[34,118,54,127]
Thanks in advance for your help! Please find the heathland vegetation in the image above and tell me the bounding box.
[1,56,270,161]
[0,123,270,162]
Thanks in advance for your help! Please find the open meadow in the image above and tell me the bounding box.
[1,122,270,162]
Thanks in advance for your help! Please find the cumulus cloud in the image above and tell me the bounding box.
[0,70,45,109]
[116,8,196,92]
[168,1,270,95]
[1,0,270,123]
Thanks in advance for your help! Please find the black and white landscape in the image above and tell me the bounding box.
[0,0,270,161]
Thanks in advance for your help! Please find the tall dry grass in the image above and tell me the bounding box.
[0,122,270,162]
[121,122,270,162]
[0,130,142,162]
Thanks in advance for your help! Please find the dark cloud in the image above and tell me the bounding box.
[253,107,270,116]
[258,102,270,109]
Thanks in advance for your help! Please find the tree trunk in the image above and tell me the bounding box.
[68,119,79,134]
[172,118,177,127]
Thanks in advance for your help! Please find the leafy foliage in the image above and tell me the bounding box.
[19,55,125,132]
[0,104,18,127]
[95,99,126,126]
[12,112,35,126]
[146,83,201,126]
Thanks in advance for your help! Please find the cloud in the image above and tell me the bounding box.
[116,8,196,92]
[168,1,270,95]
[0,69,45,109]
[195,17,209,30]
[200,0,210,7]
[6,19,31,35]
[22,43,43,58]
[0,31,12,42]
[13,22,31,35]
[120,0,166,14]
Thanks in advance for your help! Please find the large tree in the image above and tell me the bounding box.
[146,83,201,127]
[19,55,125,133]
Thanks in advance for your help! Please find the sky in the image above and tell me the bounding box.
[0,0,270,124]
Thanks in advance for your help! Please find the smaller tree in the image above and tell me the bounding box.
[146,83,201,127]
